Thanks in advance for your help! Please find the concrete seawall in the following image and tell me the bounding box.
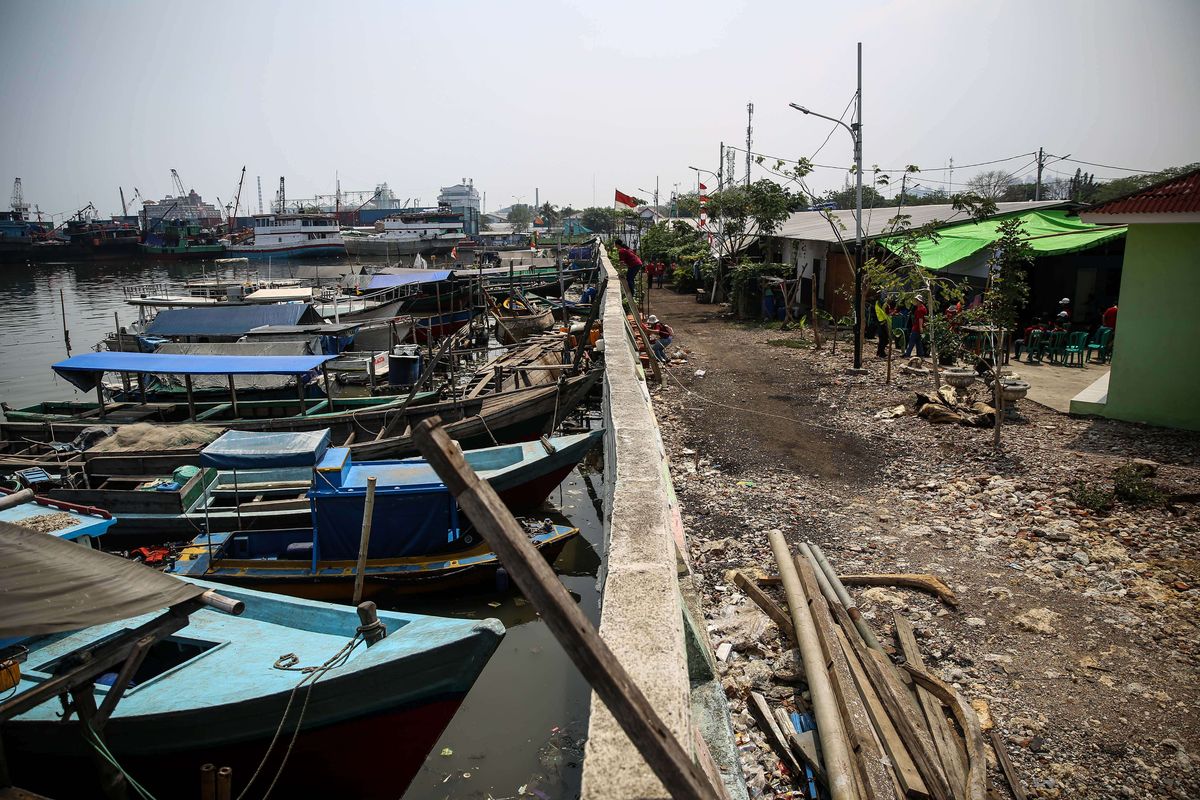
[581,247,746,800]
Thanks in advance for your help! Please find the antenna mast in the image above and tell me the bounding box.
[257,176,264,214]
[11,178,29,214]
[745,102,754,186]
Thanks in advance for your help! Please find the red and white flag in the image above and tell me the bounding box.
[450,246,458,260]
[699,182,707,190]
[614,189,638,208]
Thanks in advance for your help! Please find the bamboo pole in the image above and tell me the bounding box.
[808,543,882,651]
[352,476,377,606]
[767,531,856,800]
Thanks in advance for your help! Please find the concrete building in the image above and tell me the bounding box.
[438,179,481,235]
[1073,169,1200,431]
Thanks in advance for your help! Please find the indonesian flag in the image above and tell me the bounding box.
[614,189,637,208]
[699,182,707,190]
[699,195,710,204]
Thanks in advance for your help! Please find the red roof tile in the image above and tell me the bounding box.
[1089,168,1200,216]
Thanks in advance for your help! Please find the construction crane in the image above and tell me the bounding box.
[228,166,246,232]
[274,177,286,214]
[256,176,264,214]
[170,169,187,196]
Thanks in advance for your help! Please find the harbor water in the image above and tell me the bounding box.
[0,259,604,800]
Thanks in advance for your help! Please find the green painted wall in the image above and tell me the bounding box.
[1103,223,1200,430]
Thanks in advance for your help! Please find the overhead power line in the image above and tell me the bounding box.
[1055,156,1160,174]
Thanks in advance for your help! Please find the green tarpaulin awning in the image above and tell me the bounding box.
[880,209,1126,271]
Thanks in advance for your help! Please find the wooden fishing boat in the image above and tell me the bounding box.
[491,293,555,345]
[173,523,579,600]
[411,306,480,344]
[3,369,600,464]
[7,428,602,548]
[2,525,503,800]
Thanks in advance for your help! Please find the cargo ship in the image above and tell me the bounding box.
[224,213,346,258]
[343,206,466,258]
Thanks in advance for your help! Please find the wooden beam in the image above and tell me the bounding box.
[900,665,987,800]
[184,374,196,421]
[988,730,1027,800]
[839,574,958,608]
[732,570,795,644]
[792,556,900,800]
[412,416,722,800]
[748,691,803,778]
[893,614,967,796]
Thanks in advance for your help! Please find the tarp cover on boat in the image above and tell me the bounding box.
[51,352,338,392]
[0,521,205,637]
[364,269,453,290]
[155,342,313,391]
[879,210,1127,272]
[201,429,332,469]
[144,304,324,338]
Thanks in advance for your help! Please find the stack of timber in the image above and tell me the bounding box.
[464,332,572,399]
[725,535,1027,800]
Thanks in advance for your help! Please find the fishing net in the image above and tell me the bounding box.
[88,423,222,453]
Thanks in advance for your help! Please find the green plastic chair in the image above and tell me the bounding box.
[1044,330,1068,363]
[1087,327,1113,364]
[1063,331,1088,367]
[1024,329,1045,363]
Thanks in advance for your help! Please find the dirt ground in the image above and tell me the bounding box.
[645,286,1200,799]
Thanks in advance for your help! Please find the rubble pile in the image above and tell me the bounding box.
[650,309,1200,799]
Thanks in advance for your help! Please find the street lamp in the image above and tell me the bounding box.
[687,166,717,194]
[788,42,864,370]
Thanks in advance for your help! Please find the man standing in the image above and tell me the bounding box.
[615,238,643,295]
[903,295,928,358]
[1102,301,1118,330]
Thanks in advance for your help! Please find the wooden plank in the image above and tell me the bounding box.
[792,556,900,800]
[900,666,987,800]
[773,706,828,786]
[834,626,929,799]
[748,691,803,779]
[829,602,954,800]
[988,729,1028,800]
[893,614,967,796]
[692,727,733,800]
[412,416,721,800]
[839,575,958,608]
[732,571,795,644]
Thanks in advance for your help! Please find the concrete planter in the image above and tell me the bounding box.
[942,367,978,390]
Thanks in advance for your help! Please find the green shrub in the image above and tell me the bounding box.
[1112,464,1165,507]
[1070,481,1114,513]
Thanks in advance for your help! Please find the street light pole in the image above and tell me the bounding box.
[853,41,863,371]
[788,41,865,369]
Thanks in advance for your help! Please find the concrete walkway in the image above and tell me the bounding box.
[1012,358,1111,413]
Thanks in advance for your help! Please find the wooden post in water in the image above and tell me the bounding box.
[216,766,232,800]
[227,375,239,418]
[60,288,71,354]
[184,374,196,421]
[352,476,377,606]
[114,312,131,394]
[321,363,335,412]
[413,417,723,800]
[296,374,307,416]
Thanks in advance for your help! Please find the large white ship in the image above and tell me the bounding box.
[343,206,466,258]
[225,213,346,258]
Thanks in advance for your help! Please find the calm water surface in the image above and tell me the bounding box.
[0,258,604,800]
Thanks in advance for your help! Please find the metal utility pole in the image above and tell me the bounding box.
[718,142,724,191]
[745,103,754,187]
[119,187,128,218]
[1035,146,1044,201]
[948,157,954,196]
[852,42,864,371]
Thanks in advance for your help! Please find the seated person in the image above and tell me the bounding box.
[645,314,674,363]
[1013,317,1046,358]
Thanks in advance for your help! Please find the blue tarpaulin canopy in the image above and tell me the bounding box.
[144,304,322,338]
[51,352,338,392]
[201,429,332,469]
[365,269,453,290]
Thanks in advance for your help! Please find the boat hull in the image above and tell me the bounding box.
[226,242,347,259]
[494,307,555,344]
[344,236,459,257]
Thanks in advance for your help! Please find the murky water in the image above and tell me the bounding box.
[0,258,603,800]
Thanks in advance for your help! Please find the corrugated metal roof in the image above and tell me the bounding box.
[1083,169,1200,217]
[771,200,1069,243]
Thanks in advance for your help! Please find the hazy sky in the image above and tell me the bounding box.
[2,0,1197,220]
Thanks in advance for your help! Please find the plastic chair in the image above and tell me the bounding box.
[1024,329,1045,363]
[1063,331,1088,367]
[1087,327,1113,364]
[1043,330,1067,364]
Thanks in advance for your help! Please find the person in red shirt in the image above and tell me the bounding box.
[615,239,643,294]
[646,314,674,362]
[903,296,928,357]
[1014,317,1046,359]
[1101,302,1117,330]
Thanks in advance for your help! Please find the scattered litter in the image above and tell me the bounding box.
[715,642,733,661]
[873,404,907,420]
[488,601,502,608]
[440,747,454,757]
[694,369,706,378]
[736,480,756,489]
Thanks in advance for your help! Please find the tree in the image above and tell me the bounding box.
[674,192,701,218]
[580,207,618,234]
[704,179,795,301]
[966,170,1014,200]
[538,202,560,228]
[820,184,887,210]
[978,216,1034,448]
[508,203,533,232]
